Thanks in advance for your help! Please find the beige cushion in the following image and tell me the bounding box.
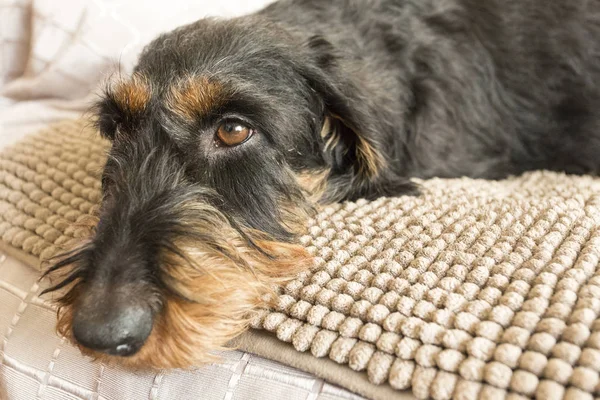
[2,119,600,399]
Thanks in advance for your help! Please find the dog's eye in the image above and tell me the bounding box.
[215,122,254,147]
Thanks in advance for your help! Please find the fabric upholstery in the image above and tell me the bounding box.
[2,120,600,399]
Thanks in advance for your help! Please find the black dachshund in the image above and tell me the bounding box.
[44,0,600,368]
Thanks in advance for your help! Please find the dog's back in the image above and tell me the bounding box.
[260,0,600,178]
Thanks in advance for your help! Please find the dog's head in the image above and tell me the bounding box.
[43,17,416,368]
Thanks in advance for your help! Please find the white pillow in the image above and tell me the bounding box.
[0,0,32,86]
[1,0,274,100]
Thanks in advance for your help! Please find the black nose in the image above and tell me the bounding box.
[72,293,154,357]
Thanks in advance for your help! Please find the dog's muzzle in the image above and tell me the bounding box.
[71,284,155,357]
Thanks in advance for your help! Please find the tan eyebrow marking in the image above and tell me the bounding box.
[167,76,228,120]
[110,73,152,115]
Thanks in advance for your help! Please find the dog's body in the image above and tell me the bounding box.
[260,0,600,182]
[45,0,600,368]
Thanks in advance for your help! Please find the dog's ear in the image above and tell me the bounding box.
[298,36,418,202]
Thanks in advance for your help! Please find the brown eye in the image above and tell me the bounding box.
[215,122,253,146]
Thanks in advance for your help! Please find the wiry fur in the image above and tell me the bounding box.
[47,214,307,368]
[43,129,309,368]
[44,0,600,369]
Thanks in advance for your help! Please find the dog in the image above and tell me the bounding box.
[43,0,600,368]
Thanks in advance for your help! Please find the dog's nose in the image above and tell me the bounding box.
[72,297,153,357]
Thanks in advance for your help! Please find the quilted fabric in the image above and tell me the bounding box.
[0,250,365,400]
[1,119,600,399]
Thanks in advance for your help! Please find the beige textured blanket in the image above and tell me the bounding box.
[1,120,600,400]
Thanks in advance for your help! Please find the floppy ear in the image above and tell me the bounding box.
[298,36,418,202]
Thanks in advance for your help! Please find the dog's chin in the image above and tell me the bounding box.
[44,209,311,369]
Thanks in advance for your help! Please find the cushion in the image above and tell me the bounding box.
[2,119,600,399]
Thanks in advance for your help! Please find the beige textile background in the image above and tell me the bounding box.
[1,120,600,399]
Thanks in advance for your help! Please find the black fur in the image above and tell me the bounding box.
[45,0,600,357]
[128,0,600,198]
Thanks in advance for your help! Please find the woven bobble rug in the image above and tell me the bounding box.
[2,120,600,400]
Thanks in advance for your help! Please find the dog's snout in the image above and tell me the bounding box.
[72,289,154,357]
